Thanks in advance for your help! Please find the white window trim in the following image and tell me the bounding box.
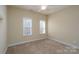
[23,17,32,36]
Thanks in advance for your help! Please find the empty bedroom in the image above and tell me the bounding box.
[0,5,79,54]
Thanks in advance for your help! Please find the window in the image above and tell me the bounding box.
[40,18,46,34]
[23,17,32,36]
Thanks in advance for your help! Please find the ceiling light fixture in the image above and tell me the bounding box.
[41,5,47,10]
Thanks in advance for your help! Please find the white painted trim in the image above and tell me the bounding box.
[48,37,79,49]
[8,37,79,49]
[8,38,46,47]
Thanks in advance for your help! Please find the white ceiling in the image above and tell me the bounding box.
[12,5,69,15]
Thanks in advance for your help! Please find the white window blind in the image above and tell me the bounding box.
[23,17,32,36]
[40,17,46,34]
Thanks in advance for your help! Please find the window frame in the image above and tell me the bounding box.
[23,17,32,36]
[40,16,46,34]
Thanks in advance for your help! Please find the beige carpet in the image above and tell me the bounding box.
[6,39,79,54]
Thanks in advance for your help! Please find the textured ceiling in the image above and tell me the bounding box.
[12,5,69,15]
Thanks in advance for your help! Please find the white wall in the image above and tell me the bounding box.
[48,6,79,48]
[0,5,7,53]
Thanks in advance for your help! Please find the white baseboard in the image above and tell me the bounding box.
[8,38,46,47]
[48,37,79,49]
[8,37,79,49]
